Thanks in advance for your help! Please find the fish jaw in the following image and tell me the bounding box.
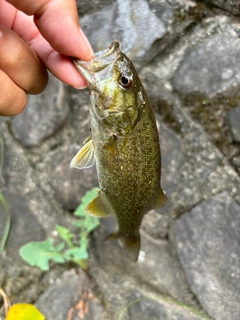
[72,41,120,87]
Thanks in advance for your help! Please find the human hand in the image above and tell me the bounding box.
[0,0,94,116]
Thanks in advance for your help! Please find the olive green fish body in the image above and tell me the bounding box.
[71,41,167,261]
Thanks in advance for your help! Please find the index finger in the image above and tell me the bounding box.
[7,0,93,61]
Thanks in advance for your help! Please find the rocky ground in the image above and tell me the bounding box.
[1,0,240,319]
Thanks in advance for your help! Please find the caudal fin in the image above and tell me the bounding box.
[105,232,140,262]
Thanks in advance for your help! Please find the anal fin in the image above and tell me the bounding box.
[85,194,111,218]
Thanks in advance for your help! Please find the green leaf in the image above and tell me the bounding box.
[84,215,100,234]
[55,224,73,247]
[64,246,89,260]
[19,238,65,271]
[74,188,98,217]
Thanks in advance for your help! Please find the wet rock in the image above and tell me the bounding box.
[12,73,70,147]
[227,105,240,142]
[36,269,103,320]
[80,0,166,67]
[49,144,98,210]
[172,34,240,98]
[173,192,240,320]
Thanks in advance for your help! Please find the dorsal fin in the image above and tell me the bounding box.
[70,136,95,169]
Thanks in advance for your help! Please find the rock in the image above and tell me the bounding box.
[227,105,240,142]
[1,192,46,265]
[49,144,98,210]
[80,0,166,67]
[172,34,240,98]
[12,73,70,147]
[127,294,209,320]
[89,266,209,320]
[173,192,240,320]
[35,269,103,320]
[202,0,240,16]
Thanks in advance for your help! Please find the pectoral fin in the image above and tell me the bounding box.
[153,188,168,209]
[70,137,95,169]
[85,194,111,218]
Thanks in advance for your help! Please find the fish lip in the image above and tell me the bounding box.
[73,40,120,86]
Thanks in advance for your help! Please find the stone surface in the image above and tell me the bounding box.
[172,34,240,97]
[80,0,166,67]
[200,0,240,16]
[49,145,98,210]
[12,73,70,147]
[228,105,240,142]
[1,192,46,264]
[174,192,240,320]
[36,269,103,320]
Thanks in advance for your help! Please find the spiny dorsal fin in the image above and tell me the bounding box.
[153,188,168,209]
[85,194,111,217]
[70,136,95,169]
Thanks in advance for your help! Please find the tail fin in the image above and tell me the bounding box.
[105,232,140,262]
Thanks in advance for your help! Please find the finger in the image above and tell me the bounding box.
[0,25,48,94]
[7,0,94,60]
[30,35,87,88]
[0,69,27,116]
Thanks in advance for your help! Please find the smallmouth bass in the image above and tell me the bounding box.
[71,41,167,261]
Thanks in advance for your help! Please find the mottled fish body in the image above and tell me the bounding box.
[71,41,167,261]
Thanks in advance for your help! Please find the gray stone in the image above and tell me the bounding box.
[1,192,46,265]
[89,266,209,320]
[49,144,98,210]
[80,0,166,67]
[12,73,70,147]
[172,34,240,97]
[173,192,240,320]
[35,269,103,320]
[127,295,209,320]
[200,0,240,16]
[76,0,115,16]
[228,105,240,142]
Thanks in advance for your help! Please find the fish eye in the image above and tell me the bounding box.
[119,74,132,88]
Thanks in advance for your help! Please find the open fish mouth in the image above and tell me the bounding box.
[73,41,120,86]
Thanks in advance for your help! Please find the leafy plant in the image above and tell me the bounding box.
[19,188,99,271]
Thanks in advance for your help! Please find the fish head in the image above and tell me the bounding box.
[73,41,146,133]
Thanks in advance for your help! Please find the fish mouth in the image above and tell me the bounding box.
[73,40,120,86]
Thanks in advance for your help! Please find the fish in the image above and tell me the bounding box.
[71,41,167,261]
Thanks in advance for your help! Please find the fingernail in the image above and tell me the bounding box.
[79,29,94,60]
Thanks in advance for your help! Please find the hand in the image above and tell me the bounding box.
[0,0,94,116]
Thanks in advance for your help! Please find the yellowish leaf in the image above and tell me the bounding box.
[5,303,45,320]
